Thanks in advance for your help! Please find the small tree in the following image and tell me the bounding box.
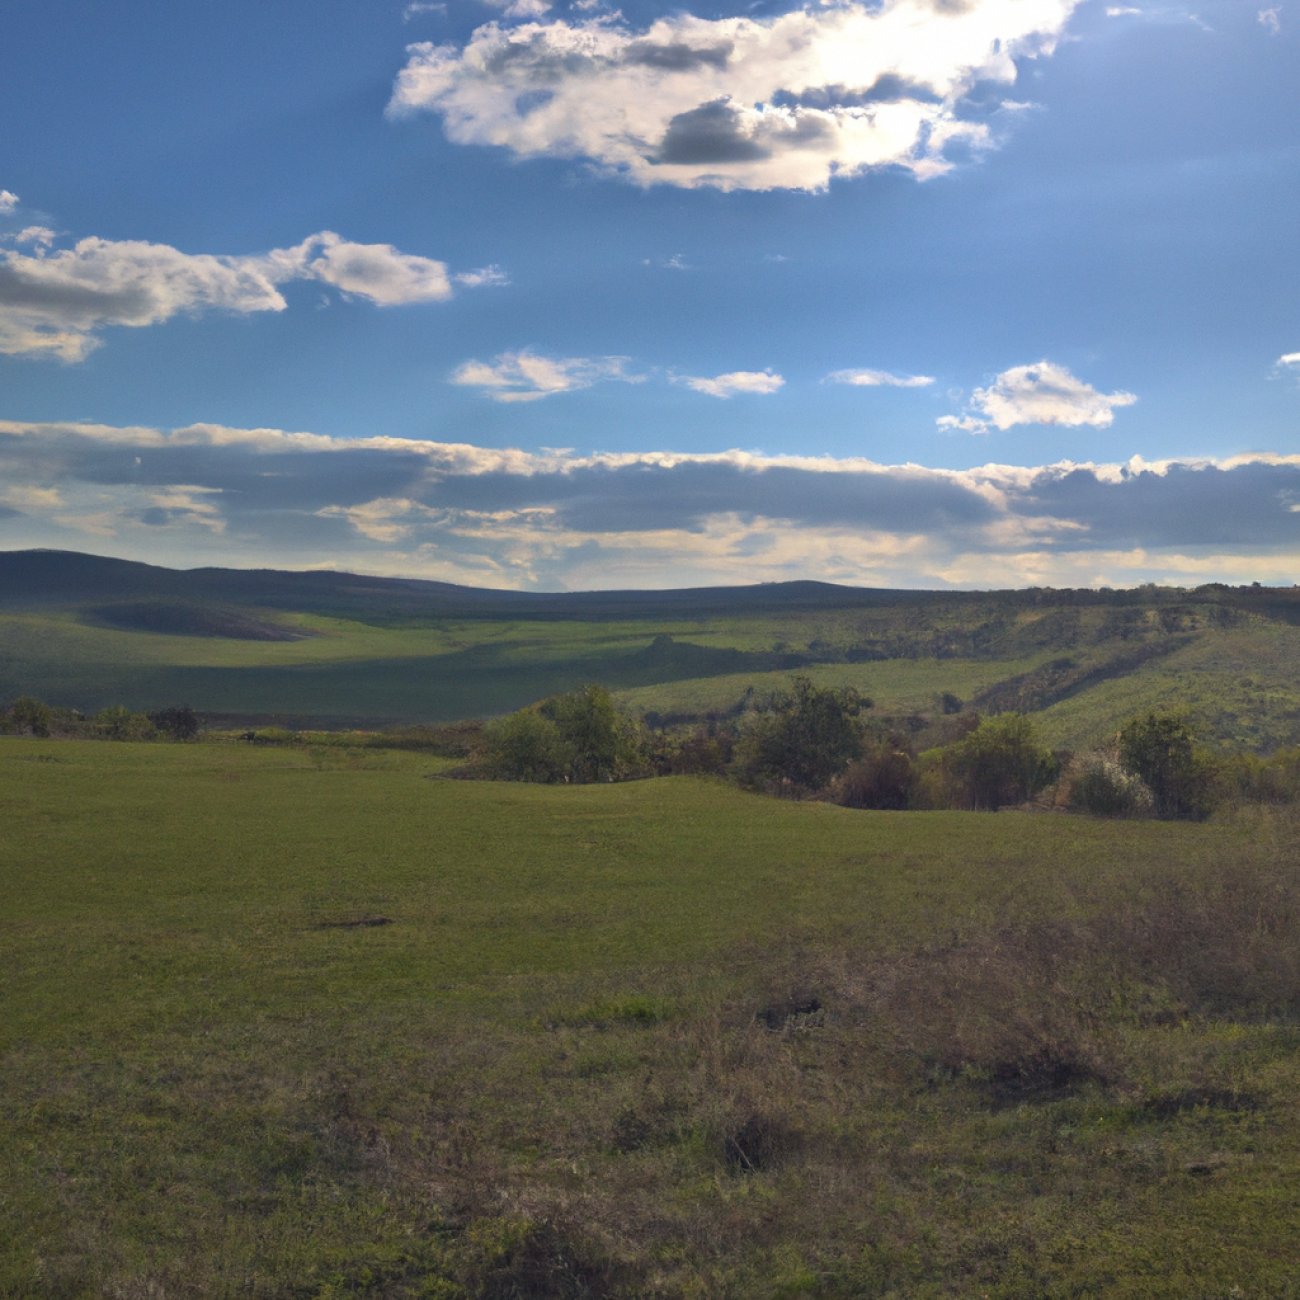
[1117,713,1212,818]
[482,709,570,782]
[942,713,1055,811]
[738,676,864,791]
[9,696,51,737]
[540,684,627,783]
[94,706,156,742]
[148,704,200,741]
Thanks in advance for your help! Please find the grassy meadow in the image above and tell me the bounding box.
[4,734,1300,1297]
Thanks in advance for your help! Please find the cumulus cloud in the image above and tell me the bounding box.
[681,370,784,398]
[452,349,638,400]
[826,367,934,388]
[0,191,18,214]
[386,0,1081,191]
[4,419,1300,589]
[0,223,490,360]
[1276,352,1300,371]
[939,361,1137,432]
[261,231,454,304]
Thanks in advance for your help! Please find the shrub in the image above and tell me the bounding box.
[148,704,200,740]
[482,709,570,783]
[540,684,629,783]
[8,695,51,737]
[1117,712,1214,818]
[832,743,913,810]
[736,676,863,792]
[1066,753,1153,817]
[934,713,1056,811]
[93,706,156,742]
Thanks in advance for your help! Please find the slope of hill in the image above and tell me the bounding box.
[3,548,1300,749]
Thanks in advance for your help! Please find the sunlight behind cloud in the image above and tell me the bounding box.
[387,0,1081,191]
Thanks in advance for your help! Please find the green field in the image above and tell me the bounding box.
[5,735,1300,1297]
[9,554,1300,752]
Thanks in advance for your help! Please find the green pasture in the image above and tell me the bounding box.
[4,735,1300,1297]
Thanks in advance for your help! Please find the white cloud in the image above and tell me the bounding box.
[1105,6,1142,14]
[403,2,446,18]
[0,191,18,214]
[453,263,510,287]
[826,367,934,388]
[387,0,1081,192]
[681,370,783,398]
[6,419,1300,590]
[262,231,454,304]
[451,349,638,400]
[0,237,288,362]
[940,361,1137,432]
[1258,6,1281,33]
[0,223,485,360]
[491,0,553,17]
[9,226,58,251]
[1276,352,1300,369]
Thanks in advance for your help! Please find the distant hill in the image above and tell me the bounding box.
[4,548,1300,747]
[0,548,938,622]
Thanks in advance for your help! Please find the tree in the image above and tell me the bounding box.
[9,696,51,737]
[942,713,1055,811]
[540,684,626,783]
[1117,713,1212,818]
[148,704,199,740]
[739,676,864,791]
[482,709,570,783]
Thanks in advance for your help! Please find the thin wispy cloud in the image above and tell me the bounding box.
[939,361,1137,433]
[452,263,510,287]
[827,368,934,388]
[452,350,639,400]
[0,219,496,361]
[387,0,1081,191]
[1258,6,1281,33]
[402,2,446,19]
[680,370,783,398]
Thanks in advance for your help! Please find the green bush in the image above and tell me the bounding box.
[832,743,913,810]
[737,676,864,792]
[483,709,570,782]
[924,713,1056,811]
[1066,753,1153,817]
[93,706,156,742]
[540,684,628,783]
[7,695,51,737]
[1116,712,1214,819]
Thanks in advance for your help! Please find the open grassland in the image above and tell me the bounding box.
[4,737,1300,1297]
[10,598,1300,754]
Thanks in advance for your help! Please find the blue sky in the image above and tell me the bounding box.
[1,0,1297,588]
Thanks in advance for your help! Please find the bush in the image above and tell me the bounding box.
[93,706,156,742]
[737,676,864,792]
[832,743,913,809]
[540,684,628,783]
[929,713,1056,811]
[7,695,51,737]
[148,704,200,741]
[1117,712,1214,818]
[1066,753,1153,817]
[483,709,570,782]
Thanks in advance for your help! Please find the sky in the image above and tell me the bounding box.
[0,0,1297,590]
